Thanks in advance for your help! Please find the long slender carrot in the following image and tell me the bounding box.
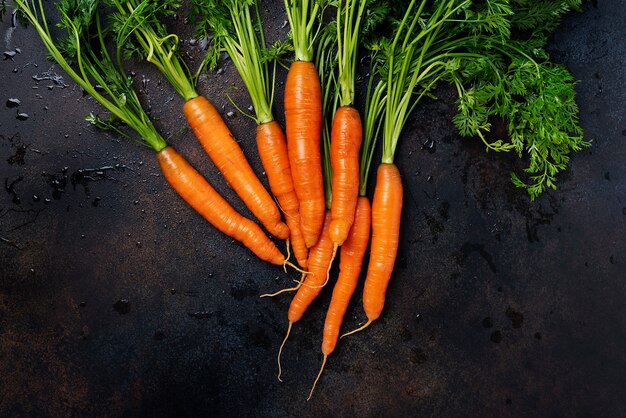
[329,105,362,245]
[157,146,286,266]
[277,210,334,381]
[184,96,289,240]
[257,121,309,268]
[322,196,370,355]
[284,61,325,248]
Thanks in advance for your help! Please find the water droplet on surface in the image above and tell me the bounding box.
[16,112,29,121]
[32,195,40,202]
[226,111,236,119]
[113,299,131,315]
[6,98,21,108]
[170,288,176,295]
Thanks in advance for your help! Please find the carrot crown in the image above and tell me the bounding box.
[192,0,279,126]
[14,0,167,152]
[284,0,328,62]
[336,0,367,107]
[107,0,199,102]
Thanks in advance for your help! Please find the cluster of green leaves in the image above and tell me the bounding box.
[106,0,197,101]
[192,0,280,125]
[13,0,167,151]
[363,0,587,199]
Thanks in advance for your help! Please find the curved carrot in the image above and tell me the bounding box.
[329,105,362,246]
[277,211,334,381]
[284,61,325,248]
[157,146,285,265]
[183,96,289,240]
[362,163,403,322]
[256,121,308,268]
[323,196,371,355]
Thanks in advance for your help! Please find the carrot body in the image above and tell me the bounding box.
[322,196,371,355]
[157,146,285,265]
[284,61,325,248]
[329,105,362,246]
[256,121,308,268]
[288,211,335,323]
[183,96,289,240]
[362,163,403,321]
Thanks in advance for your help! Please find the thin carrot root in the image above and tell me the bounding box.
[277,322,293,382]
[308,354,327,401]
[284,238,292,273]
[260,273,306,297]
[303,244,337,289]
[284,260,310,274]
[340,319,373,338]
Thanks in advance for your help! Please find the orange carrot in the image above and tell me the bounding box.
[184,96,289,240]
[323,196,371,355]
[284,61,325,248]
[277,211,334,381]
[288,211,335,323]
[256,121,308,268]
[329,106,362,246]
[157,146,286,266]
[361,163,403,324]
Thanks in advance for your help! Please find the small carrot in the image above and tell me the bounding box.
[327,0,367,248]
[361,163,402,323]
[158,146,287,266]
[329,106,362,246]
[322,196,371,355]
[257,121,309,268]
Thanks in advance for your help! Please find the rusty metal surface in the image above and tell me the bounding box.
[1,1,625,417]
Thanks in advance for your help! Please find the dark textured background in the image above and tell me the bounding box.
[1,1,624,417]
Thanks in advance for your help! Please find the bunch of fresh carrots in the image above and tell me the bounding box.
[11,0,586,400]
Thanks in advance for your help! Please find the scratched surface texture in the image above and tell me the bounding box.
[0,1,624,417]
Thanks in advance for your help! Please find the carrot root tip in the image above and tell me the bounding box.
[340,319,373,339]
[260,273,306,297]
[277,322,293,383]
[308,354,328,401]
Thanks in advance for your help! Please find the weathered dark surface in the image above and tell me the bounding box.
[1,2,624,417]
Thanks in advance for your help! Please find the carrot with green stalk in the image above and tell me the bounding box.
[275,22,339,383]
[191,0,309,269]
[106,0,289,240]
[283,0,330,248]
[13,0,286,266]
[327,0,368,251]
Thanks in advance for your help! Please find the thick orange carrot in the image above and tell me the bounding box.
[183,96,289,240]
[157,146,285,265]
[362,163,403,322]
[323,196,371,355]
[329,105,362,246]
[256,121,308,268]
[284,61,325,248]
